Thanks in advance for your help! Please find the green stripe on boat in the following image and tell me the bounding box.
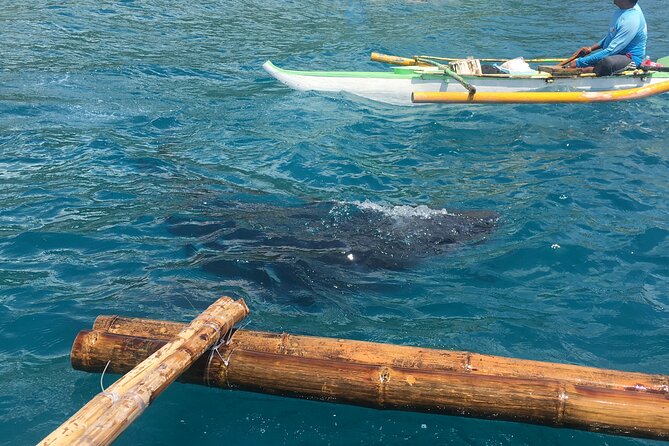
[265,60,422,79]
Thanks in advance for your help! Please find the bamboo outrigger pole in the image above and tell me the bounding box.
[412,80,669,104]
[39,297,249,446]
[88,316,669,393]
[369,52,478,95]
[370,52,429,66]
[370,52,567,65]
[71,315,669,441]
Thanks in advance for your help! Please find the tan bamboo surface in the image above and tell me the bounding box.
[370,52,431,66]
[91,315,669,393]
[370,51,567,65]
[71,317,669,441]
[40,298,249,446]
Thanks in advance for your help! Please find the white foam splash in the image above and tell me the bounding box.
[346,200,456,219]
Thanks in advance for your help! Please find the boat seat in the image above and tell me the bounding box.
[449,58,483,75]
[538,66,585,77]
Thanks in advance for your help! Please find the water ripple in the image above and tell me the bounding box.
[1,1,668,444]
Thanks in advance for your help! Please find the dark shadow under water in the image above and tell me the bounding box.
[167,200,499,306]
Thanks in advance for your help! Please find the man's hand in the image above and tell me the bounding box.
[561,45,595,67]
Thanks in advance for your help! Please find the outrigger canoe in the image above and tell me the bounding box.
[263,53,669,105]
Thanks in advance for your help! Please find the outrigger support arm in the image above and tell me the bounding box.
[370,52,477,96]
[415,57,477,96]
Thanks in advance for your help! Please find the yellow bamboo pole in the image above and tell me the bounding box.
[70,327,669,441]
[39,297,249,446]
[411,80,669,104]
[89,315,669,394]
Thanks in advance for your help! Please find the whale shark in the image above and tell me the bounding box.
[166,201,499,304]
[167,200,498,275]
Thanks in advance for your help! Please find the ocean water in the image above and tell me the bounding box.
[1,0,668,444]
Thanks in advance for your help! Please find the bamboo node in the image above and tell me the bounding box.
[179,343,199,361]
[279,332,289,354]
[101,390,120,405]
[556,387,569,425]
[205,323,236,386]
[379,367,390,383]
[201,320,225,335]
[97,315,118,332]
[77,434,96,446]
[464,353,473,372]
[124,390,148,413]
[377,367,391,407]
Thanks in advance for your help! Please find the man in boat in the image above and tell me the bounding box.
[566,0,646,76]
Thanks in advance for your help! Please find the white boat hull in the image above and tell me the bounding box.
[263,61,667,106]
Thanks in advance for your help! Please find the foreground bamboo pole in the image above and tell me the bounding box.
[40,298,249,446]
[89,316,669,393]
[71,317,669,441]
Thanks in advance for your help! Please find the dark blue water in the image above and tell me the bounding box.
[1,1,668,444]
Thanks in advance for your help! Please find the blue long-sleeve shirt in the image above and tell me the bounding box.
[576,4,647,67]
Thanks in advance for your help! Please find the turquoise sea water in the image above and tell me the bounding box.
[1,1,668,444]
